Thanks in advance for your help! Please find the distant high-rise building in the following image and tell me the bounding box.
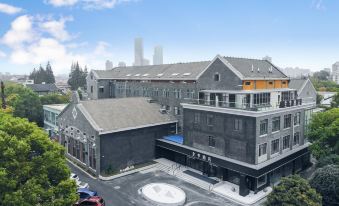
[134,38,144,66]
[262,56,272,63]
[282,67,311,78]
[323,68,331,74]
[105,60,113,70]
[118,61,126,67]
[332,62,339,84]
[153,46,163,65]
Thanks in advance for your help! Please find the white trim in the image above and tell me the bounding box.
[181,102,316,118]
[99,120,178,135]
[243,77,290,80]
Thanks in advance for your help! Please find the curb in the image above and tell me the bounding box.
[67,159,97,180]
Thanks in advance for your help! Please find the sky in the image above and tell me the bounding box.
[0,0,338,75]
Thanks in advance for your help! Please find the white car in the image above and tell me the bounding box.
[70,173,80,182]
[77,181,89,189]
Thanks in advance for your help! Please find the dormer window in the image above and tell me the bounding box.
[214,73,220,81]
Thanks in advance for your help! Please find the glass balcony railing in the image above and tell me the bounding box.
[184,98,308,112]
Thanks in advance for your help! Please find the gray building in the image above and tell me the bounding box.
[87,55,290,129]
[26,83,61,96]
[289,78,317,103]
[332,62,339,84]
[58,93,177,176]
[134,37,144,66]
[153,45,163,65]
[43,104,67,140]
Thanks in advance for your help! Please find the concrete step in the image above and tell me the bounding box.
[176,171,212,191]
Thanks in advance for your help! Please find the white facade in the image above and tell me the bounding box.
[134,37,144,66]
[332,62,339,84]
[105,60,113,70]
[153,46,163,65]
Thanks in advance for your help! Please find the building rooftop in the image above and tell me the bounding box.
[26,83,60,92]
[43,104,67,112]
[79,97,177,133]
[223,57,287,79]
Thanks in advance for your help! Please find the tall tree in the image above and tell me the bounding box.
[266,175,322,206]
[68,62,87,90]
[0,112,78,205]
[45,62,56,84]
[307,108,339,159]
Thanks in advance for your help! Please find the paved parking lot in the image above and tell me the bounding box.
[69,163,242,206]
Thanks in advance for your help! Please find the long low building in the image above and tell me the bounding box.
[58,93,177,175]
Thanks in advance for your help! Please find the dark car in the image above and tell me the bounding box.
[77,188,98,200]
[75,196,105,206]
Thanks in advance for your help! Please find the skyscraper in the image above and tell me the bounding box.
[332,62,339,84]
[153,46,163,65]
[134,38,144,66]
[118,61,126,67]
[105,60,113,70]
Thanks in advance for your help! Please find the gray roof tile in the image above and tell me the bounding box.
[26,84,60,92]
[79,97,176,133]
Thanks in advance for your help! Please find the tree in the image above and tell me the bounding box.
[40,93,70,105]
[29,63,55,84]
[313,70,330,81]
[316,93,323,105]
[5,84,43,126]
[68,62,87,90]
[307,108,339,159]
[317,154,339,168]
[266,175,322,206]
[0,112,78,205]
[331,92,339,108]
[310,165,339,206]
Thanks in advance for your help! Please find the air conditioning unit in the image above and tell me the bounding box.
[159,108,167,114]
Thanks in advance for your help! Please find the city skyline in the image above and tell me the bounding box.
[0,0,339,74]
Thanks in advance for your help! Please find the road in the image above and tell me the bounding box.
[68,162,242,206]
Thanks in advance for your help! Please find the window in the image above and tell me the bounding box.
[207,114,214,126]
[174,89,181,99]
[259,143,267,156]
[99,87,104,93]
[253,93,271,105]
[245,81,251,85]
[271,139,280,155]
[293,132,300,146]
[268,81,273,85]
[283,135,290,150]
[284,114,292,128]
[257,175,267,188]
[234,119,242,131]
[174,107,180,115]
[214,73,220,81]
[272,117,280,132]
[260,119,268,136]
[208,136,216,147]
[194,113,200,124]
[294,112,300,126]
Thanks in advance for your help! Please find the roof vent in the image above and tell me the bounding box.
[159,108,167,114]
[257,67,260,73]
[251,64,254,72]
[269,66,273,73]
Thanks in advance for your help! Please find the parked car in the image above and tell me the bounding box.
[77,188,98,200]
[70,173,80,182]
[77,181,89,189]
[75,196,105,206]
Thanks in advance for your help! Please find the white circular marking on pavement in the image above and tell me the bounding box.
[140,183,186,205]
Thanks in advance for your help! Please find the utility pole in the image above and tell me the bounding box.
[1,81,6,109]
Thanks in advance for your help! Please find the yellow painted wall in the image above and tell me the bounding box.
[242,80,289,90]
[255,80,267,89]
[242,80,254,90]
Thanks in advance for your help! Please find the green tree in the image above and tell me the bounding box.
[0,112,78,205]
[307,108,339,159]
[68,62,87,90]
[29,63,55,84]
[310,165,339,206]
[316,93,323,105]
[5,84,43,126]
[266,175,322,206]
[45,62,56,84]
[40,93,70,105]
[317,154,339,168]
[313,70,330,81]
[331,92,339,108]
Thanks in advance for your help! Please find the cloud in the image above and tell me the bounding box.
[311,0,326,11]
[1,15,114,74]
[0,3,23,15]
[40,16,74,41]
[45,0,138,10]
[0,50,6,58]
[44,0,78,7]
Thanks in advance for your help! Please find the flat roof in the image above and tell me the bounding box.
[43,104,67,112]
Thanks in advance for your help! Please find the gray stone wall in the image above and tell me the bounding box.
[183,108,257,164]
[99,123,176,174]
